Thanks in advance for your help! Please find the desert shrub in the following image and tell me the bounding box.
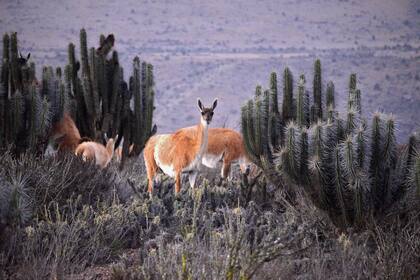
[0,150,418,279]
[0,151,118,223]
[109,192,419,280]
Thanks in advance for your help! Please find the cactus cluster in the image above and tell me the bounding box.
[241,60,334,171]
[278,112,418,229]
[0,33,56,154]
[0,30,156,159]
[241,59,419,229]
[64,29,155,160]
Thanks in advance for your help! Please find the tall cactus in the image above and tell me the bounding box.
[132,57,143,152]
[80,30,97,139]
[10,32,20,94]
[282,67,294,122]
[1,34,9,94]
[296,74,309,128]
[326,81,335,110]
[348,73,362,114]
[0,85,5,148]
[241,88,271,169]
[268,72,282,148]
[118,57,156,156]
[313,59,322,121]
[0,34,9,148]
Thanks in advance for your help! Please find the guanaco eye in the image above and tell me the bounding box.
[201,112,205,116]
[210,112,214,116]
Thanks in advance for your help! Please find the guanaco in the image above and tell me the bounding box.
[75,135,117,168]
[143,98,218,194]
[49,113,83,153]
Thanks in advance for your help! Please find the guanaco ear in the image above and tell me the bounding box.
[19,52,23,58]
[27,53,31,60]
[197,99,203,111]
[212,98,218,110]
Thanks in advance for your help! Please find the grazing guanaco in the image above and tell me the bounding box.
[75,135,117,168]
[143,98,218,194]
[49,113,83,153]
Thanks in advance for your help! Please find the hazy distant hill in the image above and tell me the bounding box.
[1,0,418,140]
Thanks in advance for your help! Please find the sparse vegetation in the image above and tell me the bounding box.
[1,152,418,279]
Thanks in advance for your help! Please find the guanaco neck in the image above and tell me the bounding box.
[195,117,209,161]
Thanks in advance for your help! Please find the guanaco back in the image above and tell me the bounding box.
[179,127,250,179]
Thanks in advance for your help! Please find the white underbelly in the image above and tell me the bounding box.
[202,153,223,168]
[154,134,176,177]
[157,161,176,177]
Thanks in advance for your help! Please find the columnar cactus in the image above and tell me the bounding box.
[312,59,322,121]
[326,81,335,110]
[348,73,357,102]
[282,67,294,122]
[241,87,271,169]
[347,73,362,114]
[1,34,10,94]
[268,72,282,149]
[296,74,310,128]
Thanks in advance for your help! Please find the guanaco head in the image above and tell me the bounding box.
[197,98,218,126]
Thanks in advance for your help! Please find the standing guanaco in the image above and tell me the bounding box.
[143,99,218,194]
